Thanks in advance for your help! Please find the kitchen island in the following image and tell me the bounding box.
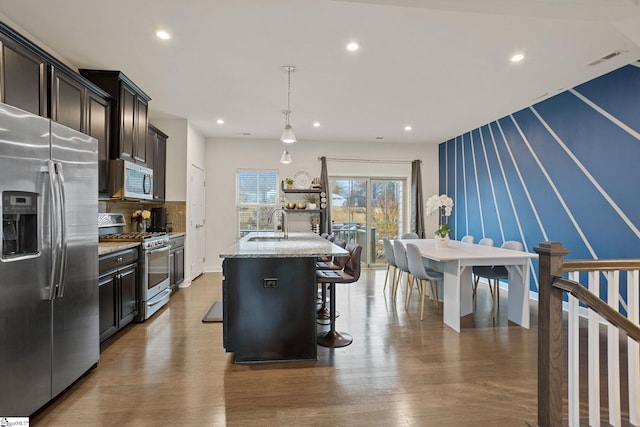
[219,232,348,363]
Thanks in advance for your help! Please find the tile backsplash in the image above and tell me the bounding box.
[99,200,187,233]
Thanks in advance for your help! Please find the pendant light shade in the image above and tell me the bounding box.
[280,65,297,144]
[280,149,292,164]
[280,124,296,144]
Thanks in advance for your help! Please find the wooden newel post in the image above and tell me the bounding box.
[534,241,569,427]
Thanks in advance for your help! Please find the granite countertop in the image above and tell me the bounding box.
[98,241,140,256]
[168,232,186,238]
[220,232,348,259]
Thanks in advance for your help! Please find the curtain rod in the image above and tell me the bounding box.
[318,156,419,164]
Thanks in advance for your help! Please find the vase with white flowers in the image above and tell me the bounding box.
[132,209,151,232]
[426,194,454,247]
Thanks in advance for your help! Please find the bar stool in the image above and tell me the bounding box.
[317,243,362,348]
[317,233,334,262]
[316,239,347,270]
[316,239,348,321]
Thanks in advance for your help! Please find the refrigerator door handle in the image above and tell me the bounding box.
[55,161,68,298]
[48,160,60,301]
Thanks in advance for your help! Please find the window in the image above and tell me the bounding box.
[236,170,278,237]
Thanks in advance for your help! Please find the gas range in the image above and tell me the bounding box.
[99,231,169,249]
[98,212,172,322]
[98,213,169,249]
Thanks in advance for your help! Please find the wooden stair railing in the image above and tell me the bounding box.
[535,241,640,427]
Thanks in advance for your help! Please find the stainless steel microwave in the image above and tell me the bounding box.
[109,159,153,200]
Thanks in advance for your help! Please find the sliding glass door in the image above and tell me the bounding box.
[330,177,406,265]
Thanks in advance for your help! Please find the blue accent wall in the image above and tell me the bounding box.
[440,62,640,302]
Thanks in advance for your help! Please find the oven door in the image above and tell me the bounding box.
[146,244,170,300]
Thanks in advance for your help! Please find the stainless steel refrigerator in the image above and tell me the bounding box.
[0,102,99,416]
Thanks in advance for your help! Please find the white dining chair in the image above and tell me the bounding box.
[406,243,443,320]
[401,232,419,239]
[392,240,412,302]
[381,238,398,294]
[472,240,524,309]
[461,235,475,243]
[472,237,495,297]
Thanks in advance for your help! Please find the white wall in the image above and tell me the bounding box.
[150,118,206,285]
[204,138,439,273]
[187,123,206,171]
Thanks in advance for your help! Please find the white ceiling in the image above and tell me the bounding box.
[1,0,640,144]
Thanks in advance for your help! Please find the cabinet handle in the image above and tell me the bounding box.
[116,257,123,263]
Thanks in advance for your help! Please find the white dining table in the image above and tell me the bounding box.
[397,239,538,332]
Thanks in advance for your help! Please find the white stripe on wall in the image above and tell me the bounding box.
[570,88,640,141]
[470,131,486,237]
[530,104,640,240]
[461,134,469,235]
[497,119,540,291]
[497,115,549,242]
[486,124,506,242]
[513,111,597,260]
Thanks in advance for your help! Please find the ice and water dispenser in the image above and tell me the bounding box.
[2,191,38,258]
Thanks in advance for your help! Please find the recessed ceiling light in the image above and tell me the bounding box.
[346,41,360,52]
[155,30,171,40]
[216,119,225,125]
[511,53,525,62]
[313,121,320,128]
[404,125,412,132]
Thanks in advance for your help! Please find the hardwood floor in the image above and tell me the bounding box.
[32,269,539,426]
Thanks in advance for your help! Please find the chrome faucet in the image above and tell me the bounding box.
[268,208,288,239]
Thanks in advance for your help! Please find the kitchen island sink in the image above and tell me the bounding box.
[247,235,287,242]
[219,232,347,363]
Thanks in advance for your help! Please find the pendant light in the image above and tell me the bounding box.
[280,65,297,144]
[280,149,292,164]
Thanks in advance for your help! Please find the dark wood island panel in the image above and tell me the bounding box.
[219,232,348,364]
[223,256,317,363]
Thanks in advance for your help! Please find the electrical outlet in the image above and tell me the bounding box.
[263,278,278,288]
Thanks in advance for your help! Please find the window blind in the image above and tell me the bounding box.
[236,170,278,237]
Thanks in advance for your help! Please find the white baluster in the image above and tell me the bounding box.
[628,270,640,426]
[588,271,601,426]
[568,271,580,426]
[608,270,621,427]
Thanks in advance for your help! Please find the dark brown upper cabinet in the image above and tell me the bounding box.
[0,36,47,116]
[147,124,167,202]
[51,67,84,132]
[51,67,111,194]
[86,90,111,195]
[79,70,151,166]
[1,23,112,196]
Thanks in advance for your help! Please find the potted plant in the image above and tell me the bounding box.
[426,194,454,247]
[284,178,294,189]
[132,209,151,232]
[304,194,318,209]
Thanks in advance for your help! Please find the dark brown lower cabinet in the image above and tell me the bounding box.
[98,248,138,345]
[169,235,185,290]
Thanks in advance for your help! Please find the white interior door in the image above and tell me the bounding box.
[189,164,205,279]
